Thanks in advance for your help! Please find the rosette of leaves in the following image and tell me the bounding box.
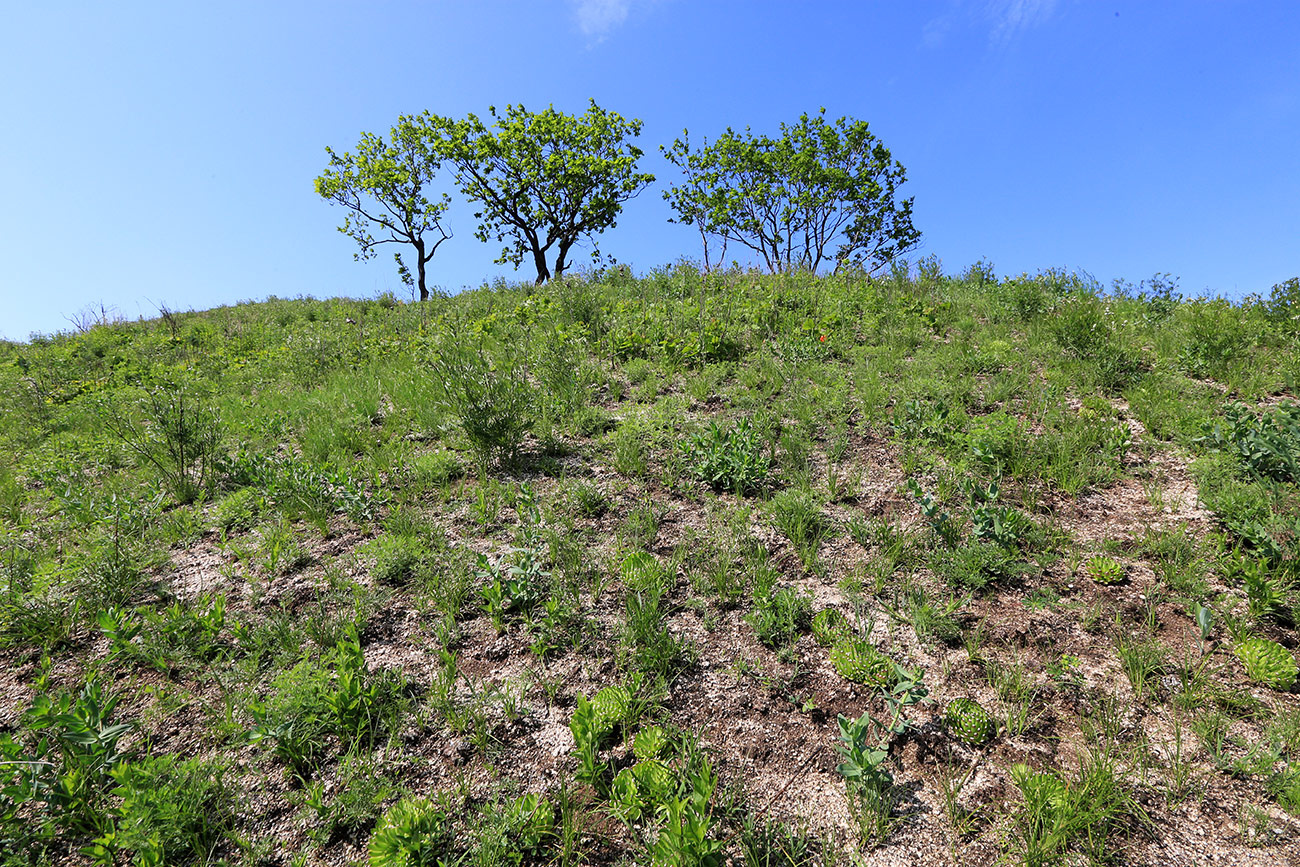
[811,608,848,646]
[632,725,670,761]
[368,797,448,867]
[591,685,631,739]
[944,698,996,747]
[1235,637,1299,691]
[611,759,678,823]
[1084,555,1125,585]
[830,637,894,687]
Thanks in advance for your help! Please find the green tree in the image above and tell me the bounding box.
[315,119,451,302]
[662,110,920,275]
[425,100,653,283]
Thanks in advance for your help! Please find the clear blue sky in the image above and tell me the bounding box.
[2,1,1297,340]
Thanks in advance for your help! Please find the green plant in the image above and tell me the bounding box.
[106,755,239,864]
[767,489,827,569]
[303,753,393,845]
[477,545,549,632]
[747,586,811,649]
[944,698,996,747]
[830,638,895,687]
[362,533,428,586]
[18,677,134,836]
[368,796,449,867]
[834,667,930,846]
[248,627,406,778]
[214,486,262,534]
[429,333,536,467]
[682,418,771,496]
[1235,637,1298,690]
[1233,556,1295,624]
[1205,401,1300,484]
[650,754,724,867]
[834,711,893,840]
[904,478,960,548]
[810,608,848,646]
[930,540,1029,593]
[1084,554,1125,585]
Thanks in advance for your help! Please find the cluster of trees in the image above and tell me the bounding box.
[315,101,920,301]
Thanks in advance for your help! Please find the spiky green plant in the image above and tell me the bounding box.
[944,698,996,747]
[590,685,630,738]
[1084,555,1125,585]
[1235,638,1298,691]
[830,637,895,687]
[632,725,669,761]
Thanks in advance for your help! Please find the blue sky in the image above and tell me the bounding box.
[2,1,1297,340]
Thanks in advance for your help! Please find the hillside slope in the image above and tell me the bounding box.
[1,265,1299,865]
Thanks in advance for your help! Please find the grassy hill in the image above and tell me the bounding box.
[1,264,1299,866]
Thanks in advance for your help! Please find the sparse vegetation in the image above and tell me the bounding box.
[1,265,1298,863]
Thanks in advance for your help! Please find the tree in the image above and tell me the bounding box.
[425,100,654,283]
[315,119,450,302]
[662,110,921,275]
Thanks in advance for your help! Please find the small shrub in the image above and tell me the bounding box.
[99,382,223,504]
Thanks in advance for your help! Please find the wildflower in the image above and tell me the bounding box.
[819,334,827,342]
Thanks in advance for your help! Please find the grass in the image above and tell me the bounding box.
[0,265,1298,862]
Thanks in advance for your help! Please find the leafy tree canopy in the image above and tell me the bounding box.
[662,110,921,275]
[423,100,654,283]
[315,120,450,301]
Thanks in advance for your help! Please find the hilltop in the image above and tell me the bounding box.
[1,264,1299,866]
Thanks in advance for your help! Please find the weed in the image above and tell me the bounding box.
[747,586,811,650]
[1006,751,1147,867]
[767,489,828,570]
[429,332,536,469]
[682,418,771,496]
[884,583,965,645]
[1116,632,1167,702]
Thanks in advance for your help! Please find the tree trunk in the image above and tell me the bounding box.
[553,240,573,281]
[532,246,551,284]
[414,238,429,302]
